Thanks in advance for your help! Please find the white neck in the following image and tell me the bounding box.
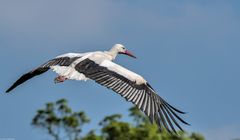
[105,47,119,60]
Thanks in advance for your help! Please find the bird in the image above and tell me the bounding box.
[6,44,189,133]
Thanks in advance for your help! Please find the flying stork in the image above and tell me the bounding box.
[6,44,189,133]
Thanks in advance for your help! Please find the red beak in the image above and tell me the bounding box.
[123,50,137,58]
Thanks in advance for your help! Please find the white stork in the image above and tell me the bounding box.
[6,44,188,133]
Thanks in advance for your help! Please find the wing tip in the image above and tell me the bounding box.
[5,87,13,93]
[5,83,18,93]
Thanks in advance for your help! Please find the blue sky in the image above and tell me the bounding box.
[1,1,240,140]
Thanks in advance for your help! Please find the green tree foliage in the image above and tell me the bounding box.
[98,107,205,140]
[32,99,89,140]
[32,99,205,140]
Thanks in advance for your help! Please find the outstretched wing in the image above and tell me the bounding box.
[6,56,81,93]
[75,58,189,133]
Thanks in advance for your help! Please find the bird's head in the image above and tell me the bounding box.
[112,44,137,59]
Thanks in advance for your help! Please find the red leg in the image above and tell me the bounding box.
[54,76,68,83]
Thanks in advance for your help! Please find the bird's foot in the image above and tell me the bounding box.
[54,76,68,84]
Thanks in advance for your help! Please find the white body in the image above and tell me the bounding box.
[51,51,147,85]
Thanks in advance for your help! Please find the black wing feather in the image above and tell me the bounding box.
[5,68,48,93]
[75,58,188,133]
[6,57,80,93]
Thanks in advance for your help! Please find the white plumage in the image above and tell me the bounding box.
[51,65,89,81]
[99,60,146,85]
